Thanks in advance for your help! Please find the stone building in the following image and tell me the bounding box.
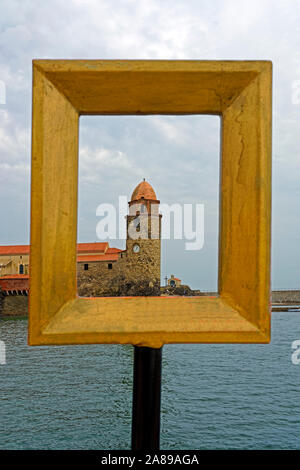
[0,242,122,278]
[0,179,162,297]
[168,275,181,287]
[77,179,162,296]
[0,245,30,275]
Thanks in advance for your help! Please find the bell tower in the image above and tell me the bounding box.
[126,179,162,288]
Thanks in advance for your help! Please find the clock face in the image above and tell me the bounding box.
[133,244,140,253]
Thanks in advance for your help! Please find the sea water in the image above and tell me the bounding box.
[0,313,299,449]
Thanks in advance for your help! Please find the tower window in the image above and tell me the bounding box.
[19,264,24,274]
[134,217,140,231]
[84,264,89,271]
[108,263,113,269]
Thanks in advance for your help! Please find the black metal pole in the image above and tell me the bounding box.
[131,346,162,451]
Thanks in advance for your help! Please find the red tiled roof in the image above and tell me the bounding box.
[131,180,157,201]
[0,245,30,255]
[106,247,123,254]
[77,242,109,253]
[77,254,119,262]
[174,277,181,281]
[0,242,113,255]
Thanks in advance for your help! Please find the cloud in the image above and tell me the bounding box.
[79,146,141,183]
[0,0,300,287]
[0,111,29,160]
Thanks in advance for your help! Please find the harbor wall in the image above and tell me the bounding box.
[1,289,300,317]
[272,290,300,304]
[0,292,28,316]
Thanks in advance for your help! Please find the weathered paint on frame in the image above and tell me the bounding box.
[29,60,272,348]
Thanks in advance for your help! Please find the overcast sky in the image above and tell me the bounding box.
[0,0,299,290]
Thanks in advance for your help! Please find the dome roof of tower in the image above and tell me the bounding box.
[131,179,157,201]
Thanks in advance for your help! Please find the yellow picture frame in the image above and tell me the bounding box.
[29,60,272,348]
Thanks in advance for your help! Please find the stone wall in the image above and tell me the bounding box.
[77,249,160,297]
[125,239,161,287]
[272,290,300,304]
[77,258,122,296]
[125,212,161,288]
[0,294,28,316]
